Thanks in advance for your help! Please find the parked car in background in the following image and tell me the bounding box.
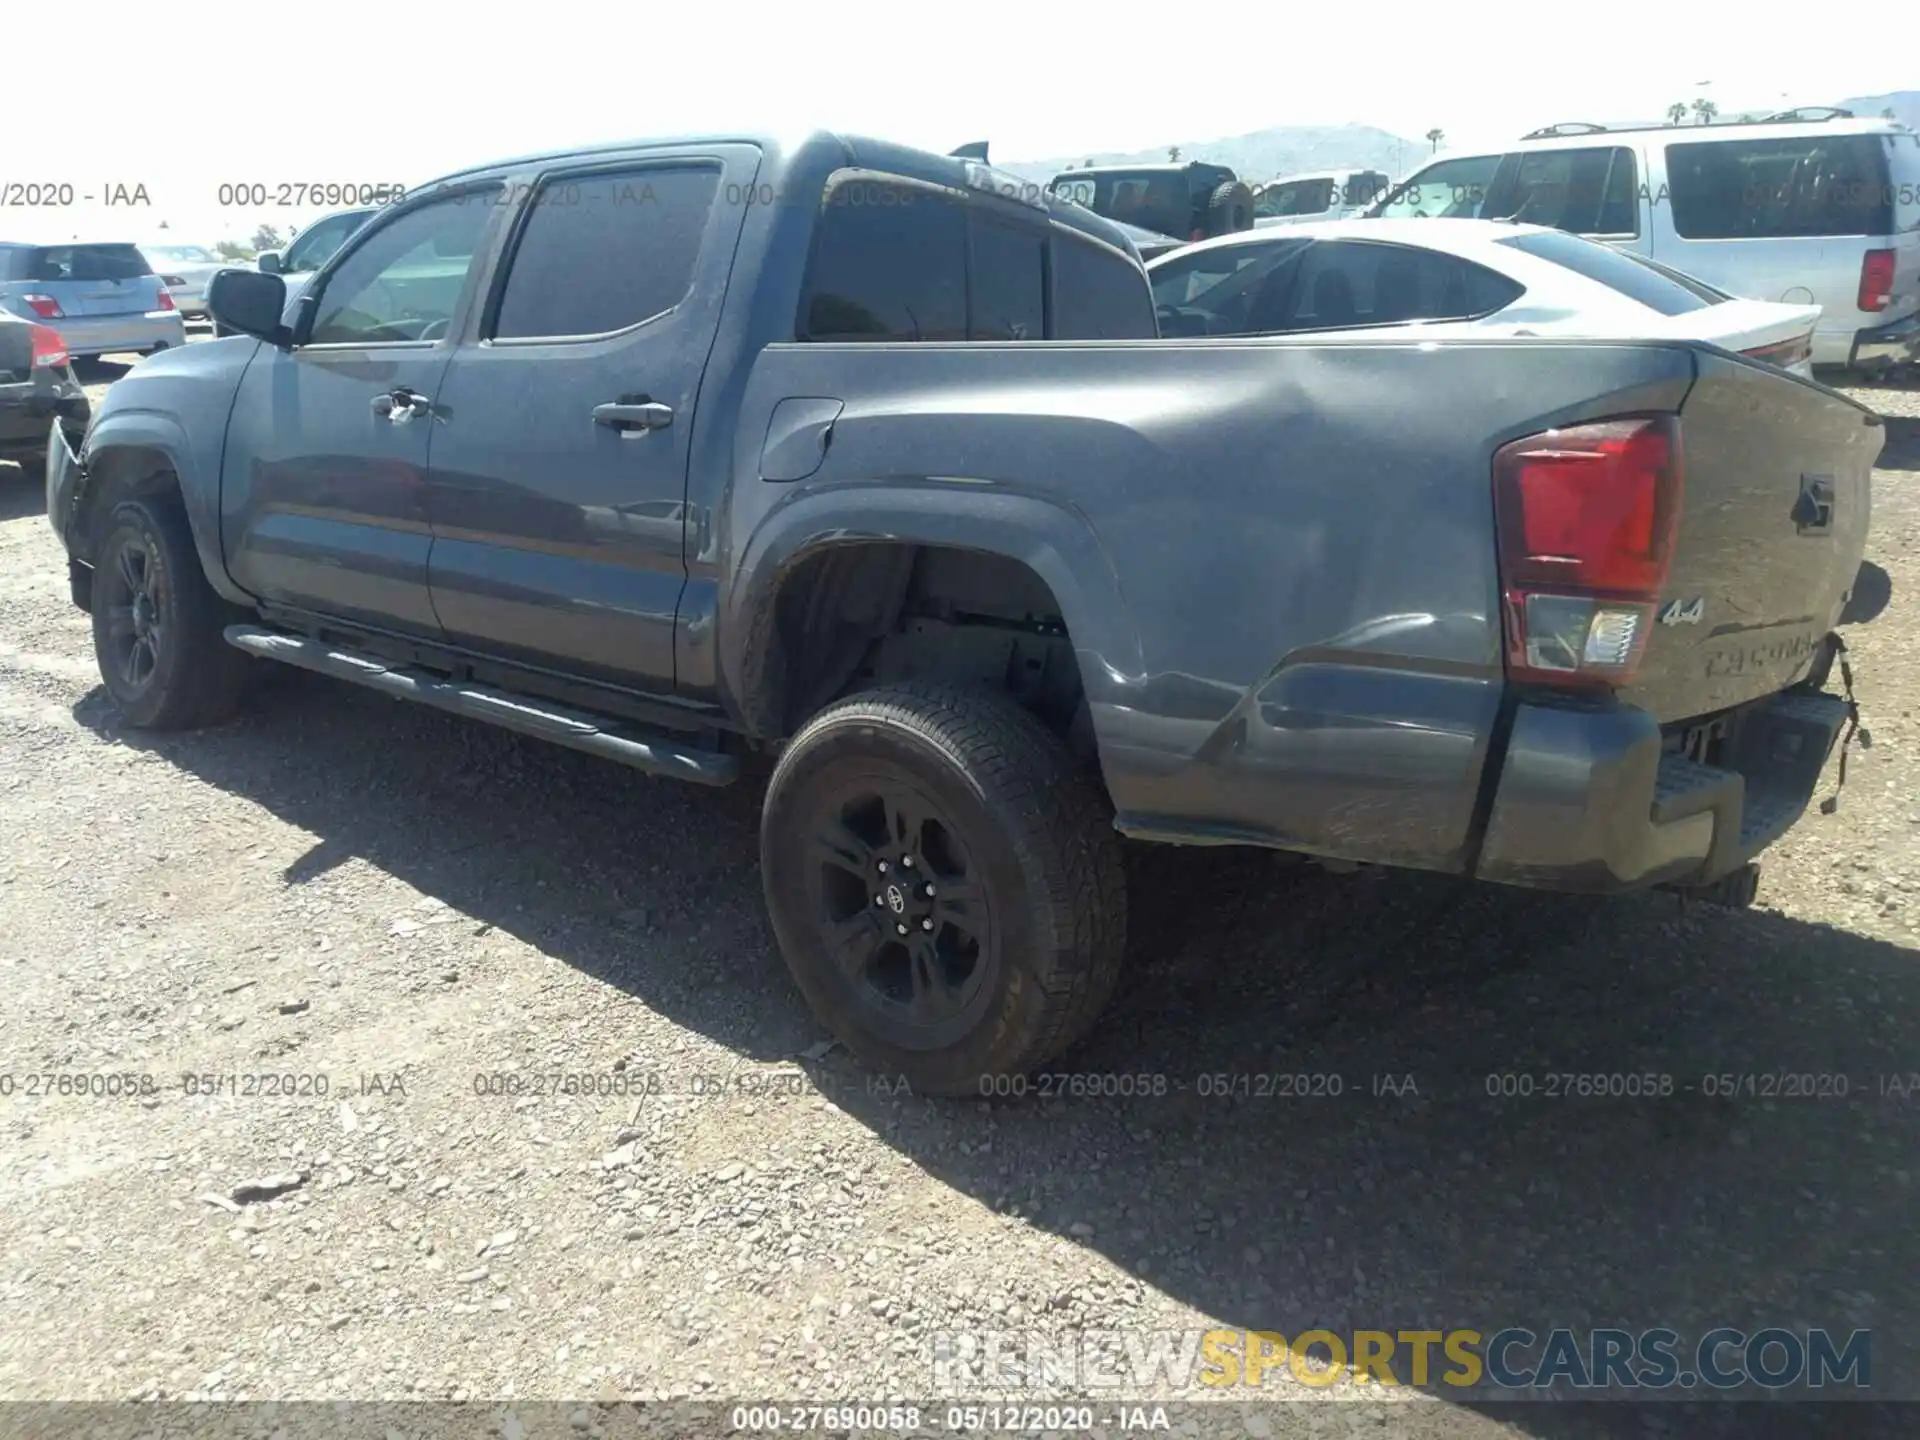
[0,311,89,477]
[0,242,186,360]
[1363,109,1920,370]
[257,205,379,288]
[1048,161,1254,243]
[214,206,381,337]
[1146,218,1822,376]
[46,129,1879,1093]
[140,243,226,318]
[1254,168,1391,227]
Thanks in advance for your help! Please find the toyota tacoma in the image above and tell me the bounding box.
[45,130,1882,1094]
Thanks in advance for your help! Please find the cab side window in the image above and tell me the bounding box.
[305,193,495,346]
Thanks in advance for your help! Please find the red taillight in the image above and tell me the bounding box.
[1741,333,1813,369]
[28,323,68,370]
[1492,415,1684,688]
[153,287,176,312]
[1859,249,1895,312]
[22,293,63,320]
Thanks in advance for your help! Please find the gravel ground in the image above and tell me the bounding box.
[0,342,1917,1438]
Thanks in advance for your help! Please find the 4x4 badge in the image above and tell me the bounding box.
[1658,597,1705,626]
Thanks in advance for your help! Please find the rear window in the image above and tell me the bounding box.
[1495,230,1718,315]
[21,244,153,281]
[1666,134,1893,239]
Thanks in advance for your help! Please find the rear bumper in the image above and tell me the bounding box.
[1475,689,1848,894]
[47,312,187,356]
[0,379,88,455]
[1848,311,1920,370]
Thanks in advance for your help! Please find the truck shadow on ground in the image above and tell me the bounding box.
[75,670,1917,1439]
[0,464,47,522]
[1875,414,1920,473]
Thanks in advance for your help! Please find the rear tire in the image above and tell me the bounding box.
[90,493,253,730]
[761,682,1127,1096]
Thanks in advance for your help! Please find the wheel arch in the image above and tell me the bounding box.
[76,413,247,607]
[720,487,1143,745]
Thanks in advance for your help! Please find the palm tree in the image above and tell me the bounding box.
[1168,146,1181,162]
[1666,102,1688,126]
[1691,97,1719,125]
[1425,127,1445,153]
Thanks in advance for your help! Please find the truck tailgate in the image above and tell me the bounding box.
[1617,354,1881,725]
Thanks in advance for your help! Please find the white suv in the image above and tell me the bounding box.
[1254,169,1390,228]
[1365,109,1920,370]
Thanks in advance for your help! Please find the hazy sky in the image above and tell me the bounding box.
[4,0,1909,244]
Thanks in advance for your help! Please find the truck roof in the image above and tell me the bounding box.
[420,130,1146,259]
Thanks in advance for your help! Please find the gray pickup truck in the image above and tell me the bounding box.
[45,130,1883,1094]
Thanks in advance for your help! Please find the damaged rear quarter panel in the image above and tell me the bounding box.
[721,333,1696,873]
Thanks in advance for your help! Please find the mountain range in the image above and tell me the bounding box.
[1000,91,1920,186]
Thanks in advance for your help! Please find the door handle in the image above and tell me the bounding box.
[372,388,432,422]
[593,401,673,434]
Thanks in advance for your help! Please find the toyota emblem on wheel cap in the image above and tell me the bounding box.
[885,885,905,913]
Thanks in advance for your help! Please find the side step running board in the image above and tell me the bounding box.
[224,625,738,787]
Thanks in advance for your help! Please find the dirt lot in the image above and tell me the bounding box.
[1,344,1917,1436]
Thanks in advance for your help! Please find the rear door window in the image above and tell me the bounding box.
[800,175,1156,341]
[802,178,968,341]
[492,166,719,339]
[1490,147,1639,236]
[1494,229,1716,314]
[1370,155,1504,220]
[1665,134,1893,238]
[1259,240,1522,332]
[967,212,1046,340]
[1149,239,1308,334]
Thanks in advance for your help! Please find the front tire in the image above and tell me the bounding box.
[90,494,252,730]
[761,682,1126,1096]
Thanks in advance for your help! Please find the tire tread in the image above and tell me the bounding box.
[766,681,1126,1090]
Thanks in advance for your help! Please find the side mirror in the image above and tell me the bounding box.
[256,251,283,275]
[208,269,290,346]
